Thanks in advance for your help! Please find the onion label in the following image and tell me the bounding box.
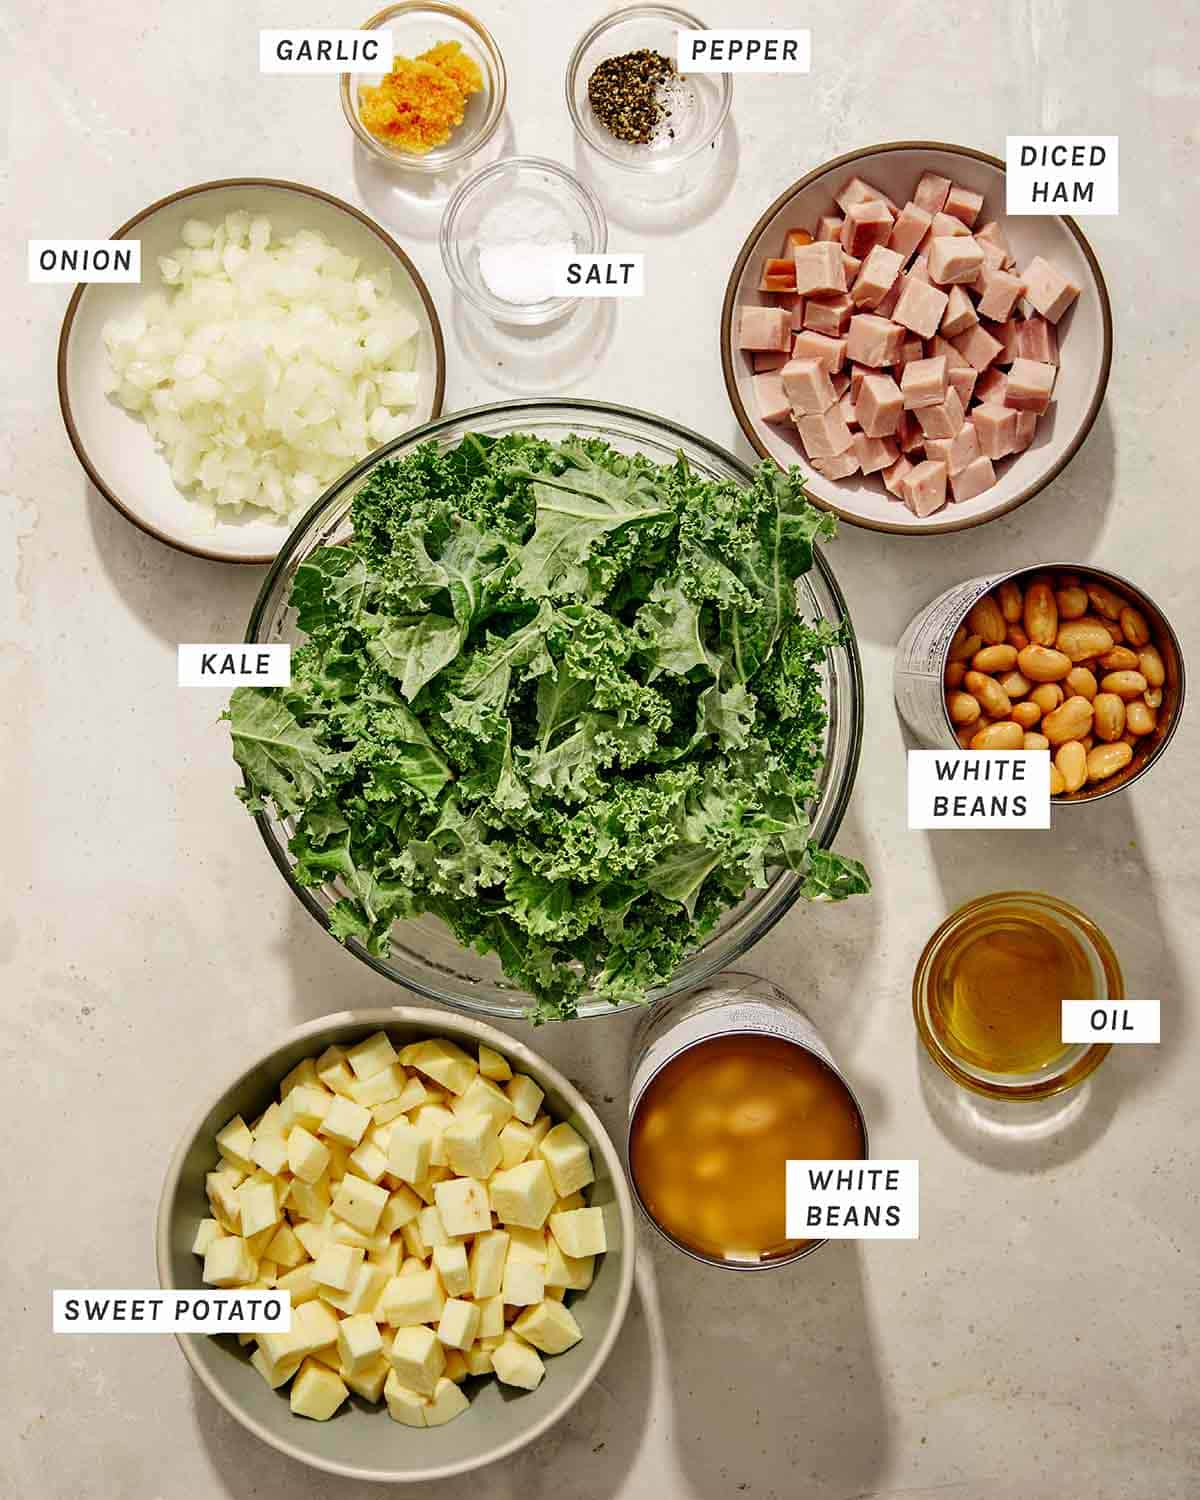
[907,749,1051,830]
[786,1160,919,1240]
[678,29,811,73]
[1062,1000,1160,1044]
[29,240,140,283]
[549,254,645,298]
[1006,136,1119,215]
[259,29,392,73]
[178,644,291,688]
[53,1289,291,1334]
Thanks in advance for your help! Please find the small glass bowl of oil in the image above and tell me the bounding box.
[913,891,1123,1101]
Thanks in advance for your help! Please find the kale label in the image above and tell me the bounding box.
[179,644,291,687]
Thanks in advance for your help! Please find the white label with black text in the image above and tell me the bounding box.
[178,643,291,687]
[29,240,140,283]
[908,750,1050,830]
[550,254,645,298]
[1006,136,1118,215]
[786,1160,919,1240]
[259,29,392,73]
[1062,1000,1160,1044]
[678,29,811,72]
[53,1289,291,1333]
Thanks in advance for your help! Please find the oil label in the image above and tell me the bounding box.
[1062,1000,1160,1044]
[53,1289,291,1333]
[907,750,1051,830]
[29,240,140,283]
[678,29,811,72]
[549,255,645,298]
[785,1160,918,1240]
[1006,136,1119,215]
[259,29,392,73]
[178,644,291,687]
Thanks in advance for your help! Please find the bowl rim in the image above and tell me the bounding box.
[719,139,1115,536]
[56,176,448,566]
[243,396,865,1019]
[340,0,508,172]
[155,1004,638,1482]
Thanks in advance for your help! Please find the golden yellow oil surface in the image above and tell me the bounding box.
[629,1035,865,1262]
[927,904,1095,1074]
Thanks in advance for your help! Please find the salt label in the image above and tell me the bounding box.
[549,254,645,298]
[907,750,1051,830]
[29,240,140,283]
[1062,1000,1160,1044]
[786,1160,919,1240]
[679,29,811,73]
[259,29,391,73]
[178,644,291,687]
[53,1289,291,1334]
[1006,136,1119,215]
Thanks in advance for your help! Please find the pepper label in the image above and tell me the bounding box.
[678,29,811,73]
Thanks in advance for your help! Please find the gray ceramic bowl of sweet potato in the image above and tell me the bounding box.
[156,1008,636,1483]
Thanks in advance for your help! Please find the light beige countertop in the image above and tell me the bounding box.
[4,2,1197,1496]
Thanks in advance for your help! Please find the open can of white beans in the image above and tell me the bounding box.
[894,562,1186,803]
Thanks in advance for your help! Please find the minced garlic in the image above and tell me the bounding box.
[358,41,484,155]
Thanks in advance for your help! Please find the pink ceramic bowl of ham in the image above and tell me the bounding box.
[721,141,1113,535]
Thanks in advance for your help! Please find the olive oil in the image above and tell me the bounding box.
[925,900,1094,1075]
[628,1034,865,1263]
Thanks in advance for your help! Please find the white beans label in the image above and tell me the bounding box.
[259,29,392,73]
[29,240,140,283]
[1006,136,1119,215]
[178,644,291,687]
[678,29,811,73]
[53,1289,291,1333]
[907,750,1051,829]
[1062,1001,1160,1044]
[549,255,645,298]
[786,1160,919,1240]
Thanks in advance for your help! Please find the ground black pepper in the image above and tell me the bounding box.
[587,48,678,145]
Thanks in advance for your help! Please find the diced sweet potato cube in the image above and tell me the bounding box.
[1004,358,1056,414]
[791,329,847,373]
[841,200,895,258]
[915,385,965,439]
[795,407,855,459]
[928,237,985,286]
[943,185,983,227]
[882,453,915,497]
[835,176,896,215]
[972,401,1019,459]
[781,357,838,415]
[950,323,1004,371]
[892,278,949,340]
[1016,314,1058,365]
[850,245,903,309]
[940,285,978,338]
[856,373,903,438]
[900,459,948,517]
[758,257,797,293]
[738,305,791,351]
[810,449,861,480]
[793,241,847,296]
[914,173,951,215]
[950,455,997,502]
[845,314,905,368]
[783,228,814,254]
[925,419,980,476]
[888,202,932,261]
[752,350,789,372]
[852,431,899,475]
[976,265,1025,322]
[900,355,948,410]
[1011,410,1039,452]
[752,371,791,424]
[815,216,844,242]
[803,294,853,337]
[1022,257,1080,323]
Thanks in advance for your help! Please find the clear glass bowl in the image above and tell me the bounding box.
[439,156,608,325]
[566,4,732,173]
[340,2,507,172]
[245,400,865,1020]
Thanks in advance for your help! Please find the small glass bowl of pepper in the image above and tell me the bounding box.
[565,4,732,175]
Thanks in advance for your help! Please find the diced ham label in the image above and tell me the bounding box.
[1006,136,1118,215]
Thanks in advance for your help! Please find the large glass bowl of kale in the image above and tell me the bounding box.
[231,400,867,1021]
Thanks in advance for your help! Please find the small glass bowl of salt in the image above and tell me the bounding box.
[439,155,608,325]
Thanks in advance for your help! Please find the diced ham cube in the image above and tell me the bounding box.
[913,173,952,215]
[892,278,949,340]
[882,453,915,497]
[897,408,925,454]
[940,284,978,338]
[901,355,948,409]
[1016,314,1058,365]
[946,365,978,409]
[851,245,903,309]
[930,211,971,239]
[950,455,997,502]
[838,391,858,427]
[849,365,869,402]
[974,367,1008,405]
[853,432,899,475]
[928,236,985,285]
[804,294,853,336]
[915,384,965,439]
[991,317,1022,365]
[1022,257,1080,323]
[1011,410,1039,453]
[782,357,838,415]
[875,276,904,320]
[857,373,904,438]
[972,401,1019,459]
[841,252,862,283]
[841,200,895,258]
[976,265,1025,322]
[933,334,970,369]
[816,216,844,242]
[972,237,1008,278]
[793,241,847,296]
[752,372,791,424]
[835,176,896,215]
[907,254,931,284]
[950,323,1004,371]
[897,337,925,368]
[888,202,932,261]
[738,305,792,351]
[791,329,847,373]
[846,314,906,368]
[830,371,850,399]
[1005,357,1056,413]
[900,459,949,517]
[975,221,1012,264]
[752,350,789,372]
[943,185,983,227]
[758,257,797,293]
[925,419,981,476]
[782,294,807,332]
[810,449,862,480]
[795,407,855,459]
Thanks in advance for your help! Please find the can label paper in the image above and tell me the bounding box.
[908,750,1051,829]
[786,1160,919,1240]
[678,29,810,72]
[549,254,645,298]
[259,29,391,73]
[178,644,291,687]
[53,1290,291,1333]
[1006,136,1118,215]
[29,240,140,283]
[1062,1000,1159,1044]
[893,573,1007,746]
